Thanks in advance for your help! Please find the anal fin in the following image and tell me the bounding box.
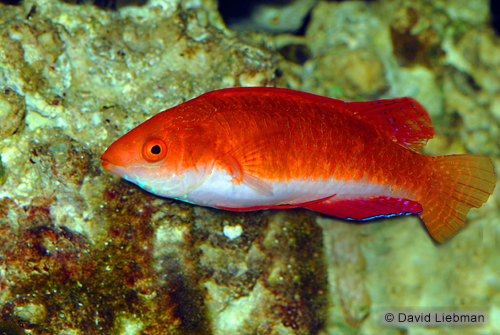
[304,196,422,220]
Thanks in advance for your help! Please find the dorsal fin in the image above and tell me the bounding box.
[346,98,434,152]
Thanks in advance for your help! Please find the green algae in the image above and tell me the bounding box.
[0,182,211,334]
[0,321,23,335]
[0,157,5,186]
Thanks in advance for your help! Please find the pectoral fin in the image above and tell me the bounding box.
[219,153,273,196]
[218,132,286,197]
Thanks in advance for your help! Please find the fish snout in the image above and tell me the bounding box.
[101,150,111,168]
[100,148,120,172]
[101,158,111,171]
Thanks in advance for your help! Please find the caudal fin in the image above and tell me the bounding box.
[420,154,496,242]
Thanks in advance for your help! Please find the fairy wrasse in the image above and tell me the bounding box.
[101,87,496,242]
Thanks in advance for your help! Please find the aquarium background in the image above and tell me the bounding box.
[0,0,499,334]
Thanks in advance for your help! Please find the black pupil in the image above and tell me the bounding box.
[151,145,161,155]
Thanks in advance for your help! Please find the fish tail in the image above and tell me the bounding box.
[419,154,496,242]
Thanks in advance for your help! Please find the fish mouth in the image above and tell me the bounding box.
[100,148,117,171]
[101,159,111,171]
[100,152,118,172]
[100,154,128,180]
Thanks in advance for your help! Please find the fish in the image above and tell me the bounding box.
[101,87,496,242]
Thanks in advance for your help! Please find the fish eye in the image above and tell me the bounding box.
[142,139,167,162]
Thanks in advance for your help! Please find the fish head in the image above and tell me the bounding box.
[101,114,216,198]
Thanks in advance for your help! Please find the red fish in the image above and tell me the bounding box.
[101,87,496,242]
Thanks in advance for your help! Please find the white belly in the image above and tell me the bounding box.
[183,168,395,209]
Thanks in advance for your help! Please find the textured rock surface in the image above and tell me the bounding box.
[0,0,499,334]
[226,0,318,33]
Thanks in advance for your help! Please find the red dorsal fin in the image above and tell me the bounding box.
[346,98,434,152]
[303,196,423,220]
